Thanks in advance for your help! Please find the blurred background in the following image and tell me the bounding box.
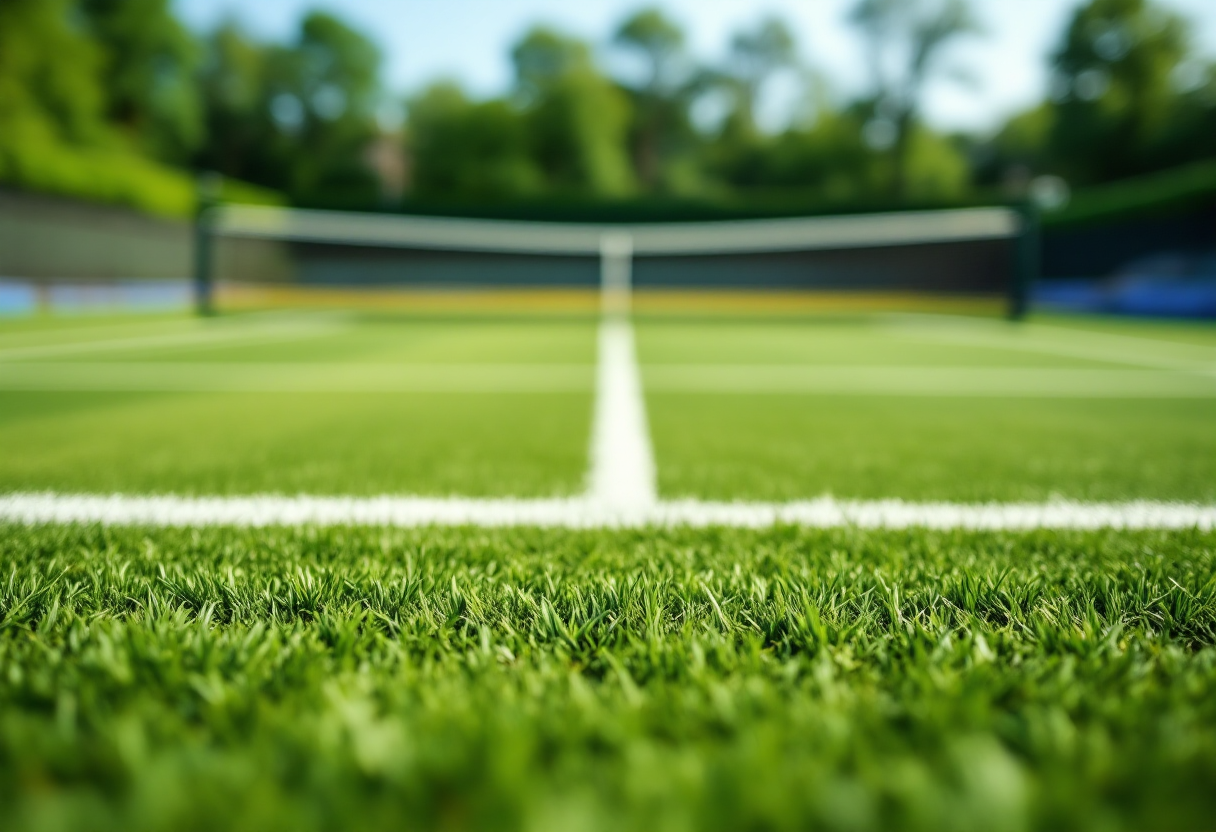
[0,0,1214,316]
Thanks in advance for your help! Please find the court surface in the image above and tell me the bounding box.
[0,313,597,496]
[4,307,1216,832]
[638,315,1216,502]
[1,309,1214,504]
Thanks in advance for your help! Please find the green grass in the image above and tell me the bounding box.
[637,316,1216,502]
[3,311,1216,830]
[0,391,591,496]
[4,311,1215,501]
[648,395,1216,502]
[0,314,596,496]
[2,311,1215,500]
[2,524,1216,832]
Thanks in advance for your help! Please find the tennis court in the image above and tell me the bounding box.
[639,315,1216,502]
[4,206,1216,832]
[2,302,1214,505]
[0,313,597,496]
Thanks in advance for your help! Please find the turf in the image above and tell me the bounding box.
[3,311,1215,501]
[648,395,1216,502]
[0,391,591,496]
[637,316,1216,502]
[0,313,596,497]
[2,524,1216,832]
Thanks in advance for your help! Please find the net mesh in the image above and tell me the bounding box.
[201,205,1025,316]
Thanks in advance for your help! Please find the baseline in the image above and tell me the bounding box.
[1,493,1213,530]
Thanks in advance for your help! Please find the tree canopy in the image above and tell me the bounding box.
[1,0,1213,215]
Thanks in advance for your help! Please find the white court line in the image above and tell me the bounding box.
[1,493,1213,530]
[587,317,657,509]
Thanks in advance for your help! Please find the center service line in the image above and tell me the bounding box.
[586,316,658,509]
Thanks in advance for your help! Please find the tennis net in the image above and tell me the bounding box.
[196,204,1030,317]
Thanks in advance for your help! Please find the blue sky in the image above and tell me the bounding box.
[174,0,1216,134]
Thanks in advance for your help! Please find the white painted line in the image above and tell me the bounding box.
[1,493,1212,530]
[587,318,657,509]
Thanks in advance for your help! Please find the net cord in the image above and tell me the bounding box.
[210,205,1021,257]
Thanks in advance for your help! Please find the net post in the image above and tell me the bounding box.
[1009,202,1038,321]
[193,172,222,316]
[600,231,634,317]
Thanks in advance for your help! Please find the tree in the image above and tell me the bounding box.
[78,0,203,163]
[0,0,108,149]
[195,22,273,183]
[195,12,386,208]
[1160,59,1216,167]
[615,8,686,93]
[285,12,385,206]
[848,0,979,199]
[726,17,798,134]
[408,83,540,201]
[511,27,635,196]
[1047,0,1192,184]
[511,27,593,102]
[613,8,694,190]
[970,103,1054,193]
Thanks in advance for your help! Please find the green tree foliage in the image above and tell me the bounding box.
[1163,59,1216,164]
[972,104,1054,190]
[1049,0,1194,184]
[78,0,203,164]
[976,0,1216,199]
[848,0,979,198]
[1,0,1210,216]
[279,12,384,207]
[0,0,108,147]
[615,8,685,91]
[195,23,273,184]
[194,12,385,209]
[511,27,635,196]
[0,0,195,215]
[708,109,968,205]
[726,16,799,135]
[696,16,804,195]
[408,83,541,200]
[613,8,696,191]
[408,27,634,202]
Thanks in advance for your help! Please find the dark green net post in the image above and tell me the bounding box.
[193,172,222,316]
[1009,201,1039,321]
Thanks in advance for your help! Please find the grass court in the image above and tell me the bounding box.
[2,307,1216,831]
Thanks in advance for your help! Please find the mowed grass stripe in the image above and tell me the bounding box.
[0,314,347,360]
[0,362,596,391]
[885,314,1216,371]
[3,362,1211,396]
[642,364,1216,396]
